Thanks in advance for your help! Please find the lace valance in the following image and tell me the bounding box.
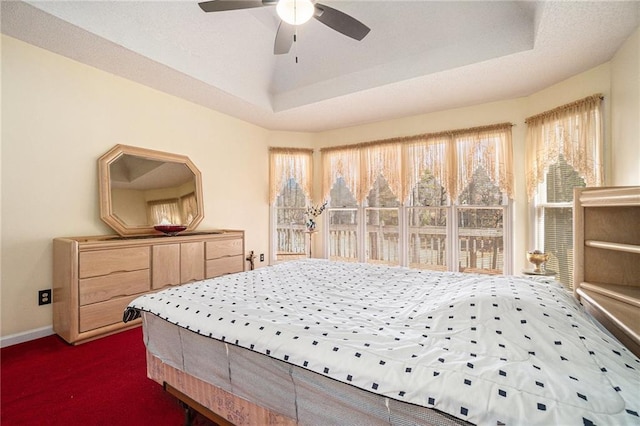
[525,94,603,199]
[322,123,514,203]
[269,147,314,204]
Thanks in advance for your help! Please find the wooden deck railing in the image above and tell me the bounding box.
[276,224,503,273]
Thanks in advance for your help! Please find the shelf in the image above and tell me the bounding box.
[579,186,640,207]
[577,287,640,352]
[578,282,640,308]
[585,240,640,254]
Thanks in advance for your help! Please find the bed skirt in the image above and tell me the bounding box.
[142,312,468,426]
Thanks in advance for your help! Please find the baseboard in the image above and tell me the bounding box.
[1,326,54,348]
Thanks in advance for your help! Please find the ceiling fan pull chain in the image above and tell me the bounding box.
[294,28,299,64]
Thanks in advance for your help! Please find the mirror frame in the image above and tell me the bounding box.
[98,144,204,236]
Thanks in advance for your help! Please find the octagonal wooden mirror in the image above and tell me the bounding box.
[98,144,204,236]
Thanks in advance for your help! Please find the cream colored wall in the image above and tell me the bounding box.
[611,27,640,186]
[1,35,271,337]
[2,25,638,340]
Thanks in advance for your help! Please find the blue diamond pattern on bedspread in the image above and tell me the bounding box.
[127,259,640,425]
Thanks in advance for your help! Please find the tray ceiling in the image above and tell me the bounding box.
[2,1,639,131]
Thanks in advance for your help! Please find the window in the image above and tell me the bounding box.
[407,171,448,270]
[269,148,314,262]
[275,178,307,259]
[365,175,400,265]
[534,157,586,285]
[456,167,506,274]
[328,177,359,261]
[526,94,603,287]
[322,123,513,274]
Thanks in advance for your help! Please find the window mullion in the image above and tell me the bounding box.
[448,204,457,272]
[269,203,276,264]
[358,203,366,263]
[536,201,573,208]
[503,203,512,275]
[399,204,407,267]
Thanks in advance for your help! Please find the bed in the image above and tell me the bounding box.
[124,258,640,425]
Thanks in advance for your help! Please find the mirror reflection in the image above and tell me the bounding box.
[99,145,204,236]
[110,155,198,227]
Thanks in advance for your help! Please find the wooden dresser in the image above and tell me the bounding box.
[573,187,640,357]
[53,230,244,344]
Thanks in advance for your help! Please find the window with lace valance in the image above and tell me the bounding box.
[526,94,603,287]
[321,123,514,204]
[321,123,514,274]
[269,147,314,262]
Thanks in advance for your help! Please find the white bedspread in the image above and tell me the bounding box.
[127,259,640,425]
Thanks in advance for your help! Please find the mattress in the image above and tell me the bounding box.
[126,259,640,425]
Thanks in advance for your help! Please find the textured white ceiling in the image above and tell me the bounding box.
[2,1,639,132]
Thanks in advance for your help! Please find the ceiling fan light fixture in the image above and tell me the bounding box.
[276,0,315,25]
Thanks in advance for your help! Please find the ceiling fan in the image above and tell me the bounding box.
[198,0,370,55]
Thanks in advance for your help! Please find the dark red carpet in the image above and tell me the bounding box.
[1,327,209,425]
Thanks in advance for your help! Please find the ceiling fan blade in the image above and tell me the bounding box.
[198,0,275,13]
[274,21,295,55]
[314,3,370,41]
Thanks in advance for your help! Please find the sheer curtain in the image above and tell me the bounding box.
[403,135,451,203]
[180,192,197,225]
[269,147,314,204]
[321,146,360,203]
[362,142,403,202]
[525,94,604,199]
[321,123,514,204]
[148,199,182,225]
[454,125,514,202]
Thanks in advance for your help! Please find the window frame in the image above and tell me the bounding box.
[531,166,585,287]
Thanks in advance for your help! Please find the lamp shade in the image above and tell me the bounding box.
[276,0,315,25]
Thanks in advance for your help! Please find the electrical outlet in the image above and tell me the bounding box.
[39,289,52,306]
[260,253,265,262]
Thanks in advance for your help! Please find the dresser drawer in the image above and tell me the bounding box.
[79,247,149,278]
[79,270,150,306]
[79,294,140,332]
[206,238,243,260]
[206,255,243,278]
